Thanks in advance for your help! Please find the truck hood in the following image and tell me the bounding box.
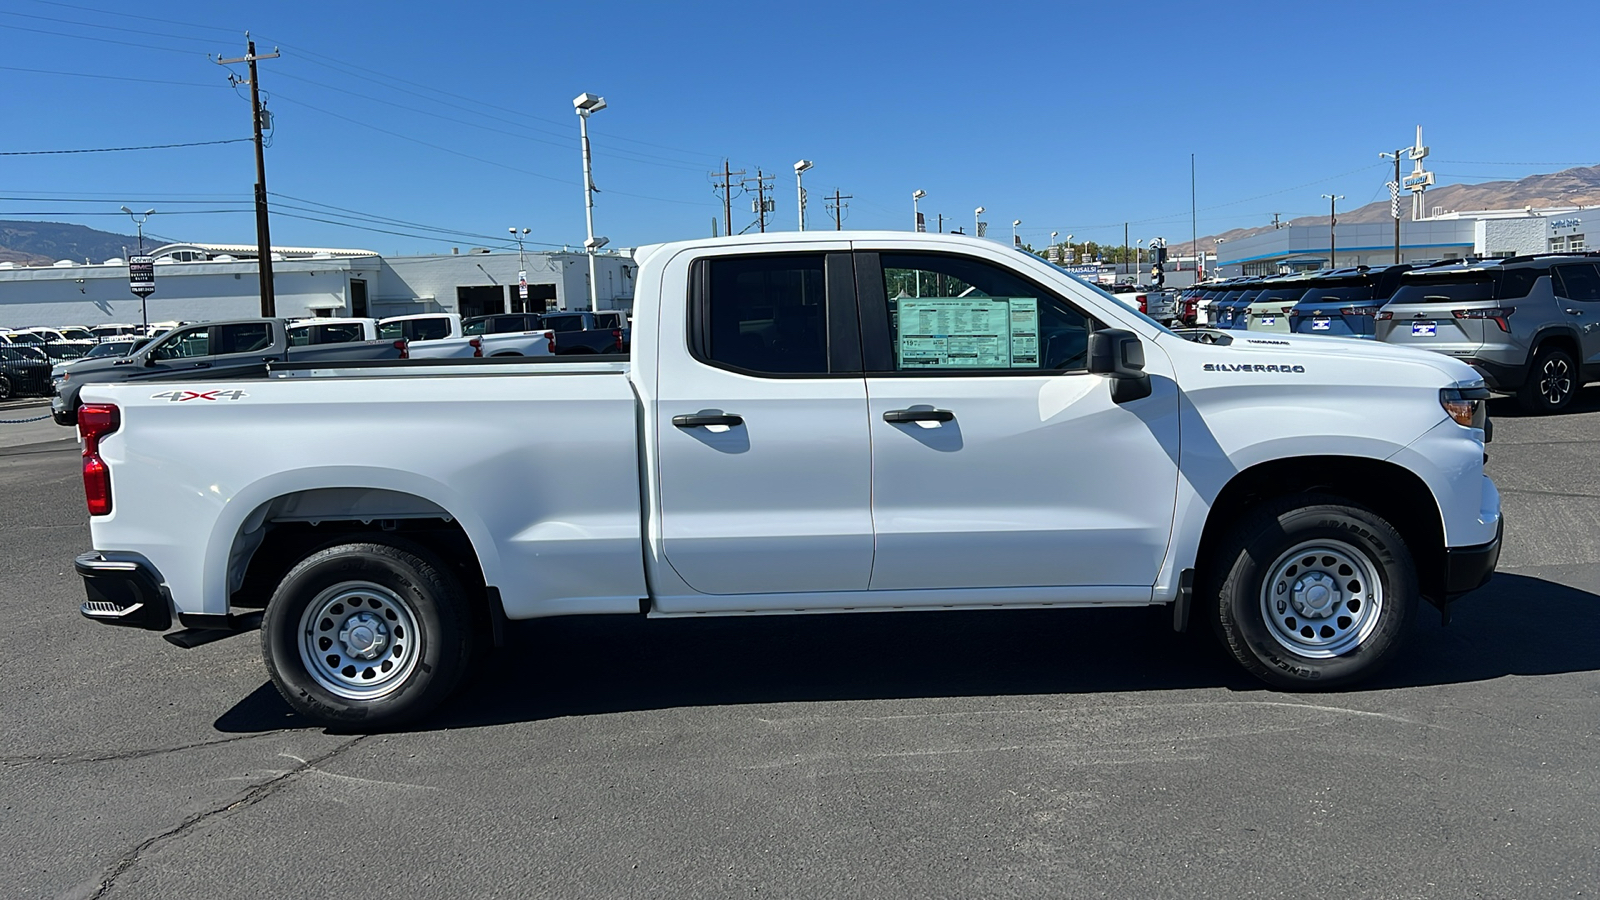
[1160,330,1483,387]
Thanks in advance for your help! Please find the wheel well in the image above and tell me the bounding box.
[1532,332,1581,366]
[1195,456,1447,606]
[231,517,487,609]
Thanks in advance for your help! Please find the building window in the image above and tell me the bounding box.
[1550,236,1567,253]
[1570,234,1586,252]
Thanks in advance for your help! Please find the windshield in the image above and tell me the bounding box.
[1031,252,1175,335]
[1389,278,1495,304]
[1252,286,1309,303]
[84,342,132,359]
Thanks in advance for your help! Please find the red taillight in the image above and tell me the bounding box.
[1279,306,1294,315]
[1453,307,1515,332]
[546,331,556,355]
[469,337,483,358]
[612,328,623,352]
[1376,311,1394,321]
[1136,295,1147,313]
[79,403,119,516]
[394,339,409,360]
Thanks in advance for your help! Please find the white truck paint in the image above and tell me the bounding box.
[377,312,554,358]
[74,232,1502,728]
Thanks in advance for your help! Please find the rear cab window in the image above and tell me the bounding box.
[690,253,832,375]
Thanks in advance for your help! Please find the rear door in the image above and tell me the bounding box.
[653,246,875,600]
[856,247,1179,594]
[1553,262,1600,370]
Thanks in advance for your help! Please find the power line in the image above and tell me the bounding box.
[0,195,248,203]
[825,190,852,230]
[0,9,220,46]
[0,22,205,56]
[0,138,250,156]
[0,64,226,89]
[27,0,245,36]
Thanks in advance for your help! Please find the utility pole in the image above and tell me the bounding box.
[1321,194,1344,268]
[1124,222,1129,280]
[216,34,280,317]
[1190,153,1198,281]
[825,190,851,230]
[1272,212,1282,229]
[741,169,775,233]
[709,160,745,238]
[1380,147,1406,263]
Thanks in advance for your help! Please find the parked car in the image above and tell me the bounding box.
[541,310,629,354]
[89,324,142,341]
[52,318,406,426]
[462,313,545,335]
[51,338,150,382]
[74,231,1499,729]
[0,345,53,398]
[1105,284,1177,323]
[1242,272,1322,333]
[1375,252,1600,413]
[1287,264,1414,339]
[378,313,554,358]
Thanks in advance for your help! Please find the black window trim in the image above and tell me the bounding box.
[853,249,1098,377]
[685,250,863,379]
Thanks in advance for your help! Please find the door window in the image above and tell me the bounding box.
[216,322,273,354]
[149,327,210,360]
[875,253,1092,372]
[1553,263,1600,301]
[693,254,829,375]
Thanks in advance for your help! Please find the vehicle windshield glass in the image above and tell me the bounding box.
[1390,278,1496,304]
[84,342,131,358]
[1031,253,1175,335]
[1297,285,1373,305]
[1253,286,1309,302]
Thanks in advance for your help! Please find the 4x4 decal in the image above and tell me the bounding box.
[150,390,249,402]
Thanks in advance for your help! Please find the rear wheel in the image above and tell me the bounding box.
[262,540,475,729]
[1209,495,1417,689]
[0,375,12,400]
[1517,346,1577,414]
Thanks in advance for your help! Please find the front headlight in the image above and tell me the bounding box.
[1440,383,1490,431]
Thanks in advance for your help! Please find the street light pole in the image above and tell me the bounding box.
[1321,193,1344,268]
[912,189,925,232]
[120,206,155,332]
[794,160,813,231]
[1012,219,1022,248]
[574,92,607,312]
[509,226,530,312]
[1379,149,1405,264]
[974,206,984,238]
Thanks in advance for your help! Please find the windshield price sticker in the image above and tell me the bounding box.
[896,297,1039,369]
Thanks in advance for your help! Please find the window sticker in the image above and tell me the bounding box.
[896,297,1040,369]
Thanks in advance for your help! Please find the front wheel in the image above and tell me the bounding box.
[0,375,12,400]
[261,540,475,728]
[1210,496,1417,689]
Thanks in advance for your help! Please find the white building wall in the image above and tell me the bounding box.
[1482,217,1547,256]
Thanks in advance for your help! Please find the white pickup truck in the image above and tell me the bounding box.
[74,232,1502,728]
[378,312,554,358]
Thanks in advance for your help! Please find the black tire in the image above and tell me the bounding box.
[261,540,475,729]
[1208,495,1417,690]
[0,375,12,400]
[1516,345,1578,414]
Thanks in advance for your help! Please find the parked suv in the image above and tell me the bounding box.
[1375,253,1600,413]
[1288,264,1413,338]
[1243,272,1321,334]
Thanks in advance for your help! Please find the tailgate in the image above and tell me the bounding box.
[1377,303,1484,353]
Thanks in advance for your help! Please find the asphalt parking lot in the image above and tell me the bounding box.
[1,393,1596,900]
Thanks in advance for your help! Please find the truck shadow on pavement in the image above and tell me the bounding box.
[214,571,1599,734]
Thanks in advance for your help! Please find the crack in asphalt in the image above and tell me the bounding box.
[0,730,290,767]
[82,735,367,900]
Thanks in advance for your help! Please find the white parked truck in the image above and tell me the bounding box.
[74,232,1502,728]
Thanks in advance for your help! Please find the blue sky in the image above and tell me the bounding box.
[2,0,1596,257]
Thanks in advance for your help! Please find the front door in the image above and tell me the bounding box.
[1553,262,1600,370]
[855,248,1180,594]
[653,248,874,600]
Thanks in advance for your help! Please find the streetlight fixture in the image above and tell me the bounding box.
[912,189,925,232]
[1135,238,1144,279]
[1064,234,1073,264]
[974,206,985,238]
[1321,193,1345,269]
[794,160,813,231]
[1012,219,1022,248]
[121,206,156,332]
[574,91,607,312]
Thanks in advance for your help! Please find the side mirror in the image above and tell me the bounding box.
[1087,328,1152,404]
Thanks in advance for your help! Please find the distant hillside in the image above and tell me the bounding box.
[1191,163,1600,255]
[0,220,151,266]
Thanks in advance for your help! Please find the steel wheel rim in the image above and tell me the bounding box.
[298,581,421,700]
[1259,539,1384,658]
[1540,357,1572,405]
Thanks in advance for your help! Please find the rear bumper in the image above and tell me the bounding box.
[76,551,173,631]
[1444,517,1503,600]
[1460,357,1527,393]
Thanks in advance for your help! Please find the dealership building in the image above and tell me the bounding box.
[1215,207,1590,277]
[0,241,637,331]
